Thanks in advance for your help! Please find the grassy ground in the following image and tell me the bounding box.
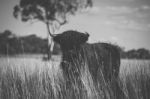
[0,56,150,99]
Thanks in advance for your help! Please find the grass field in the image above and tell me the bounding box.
[0,56,150,99]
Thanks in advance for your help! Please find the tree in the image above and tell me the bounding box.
[137,48,150,59]
[13,0,92,59]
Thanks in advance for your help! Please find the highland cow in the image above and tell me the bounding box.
[53,30,120,83]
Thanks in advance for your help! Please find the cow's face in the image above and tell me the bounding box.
[53,31,89,51]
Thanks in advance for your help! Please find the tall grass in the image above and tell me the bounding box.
[120,59,150,99]
[0,58,150,99]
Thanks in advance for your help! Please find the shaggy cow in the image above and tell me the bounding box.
[53,30,120,83]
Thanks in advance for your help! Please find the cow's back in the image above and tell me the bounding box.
[80,43,120,82]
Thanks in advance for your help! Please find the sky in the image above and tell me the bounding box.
[0,0,150,50]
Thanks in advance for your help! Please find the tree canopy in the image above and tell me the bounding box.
[13,0,92,29]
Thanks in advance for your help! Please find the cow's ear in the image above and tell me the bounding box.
[79,32,89,44]
[85,32,89,41]
[85,32,89,37]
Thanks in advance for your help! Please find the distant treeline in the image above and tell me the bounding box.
[120,48,150,59]
[0,30,47,55]
[0,30,150,59]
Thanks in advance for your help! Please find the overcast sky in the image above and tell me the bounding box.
[0,0,150,50]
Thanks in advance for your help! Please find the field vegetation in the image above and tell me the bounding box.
[0,56,150,99]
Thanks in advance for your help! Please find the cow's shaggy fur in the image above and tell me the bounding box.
[53,30,120,83]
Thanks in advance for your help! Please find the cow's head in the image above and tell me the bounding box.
[53,31,89,79]
[53,30,89,51]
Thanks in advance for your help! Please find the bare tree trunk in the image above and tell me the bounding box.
[47,35,51,60]
[46,22,53,60]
